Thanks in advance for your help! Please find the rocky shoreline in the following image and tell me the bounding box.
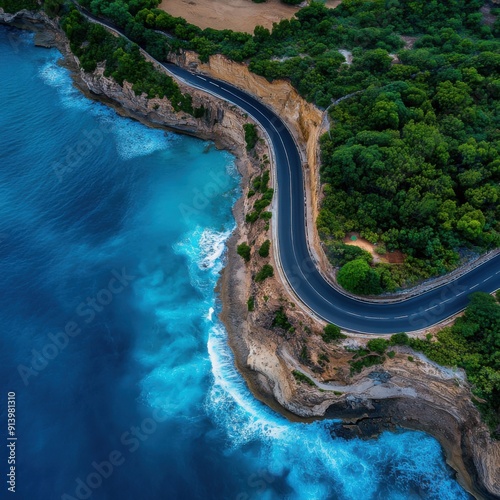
[1,9,499,499]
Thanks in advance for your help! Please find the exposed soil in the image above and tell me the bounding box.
[481,4,497,26]
[344,232,405,264]
[159,0,341,34]
[400,35,418,49]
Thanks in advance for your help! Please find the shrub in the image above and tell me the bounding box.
[292,370,315,386]
[237,242,251,262]
[337,258,382,295]
[260,171,270,192]
[300,345,309,362]
[0,0,38,12]
[247,296,255,311]
[322,324,346,343]
[367,338,389,354]
[387,350,396,359]
[243,123,258,150]
[245,211,259,223]
[254,198,271,212]
[350,355,383,374]
[390,332,409,345]
[408,356,414,362]
[258,240,271,258]
[260,211,272,220]
[255,264,274,282]
[272,307,292,330]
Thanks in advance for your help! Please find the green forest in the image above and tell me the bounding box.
[3,0,498,292]
[59,6,201,115]
[32,0,498,294]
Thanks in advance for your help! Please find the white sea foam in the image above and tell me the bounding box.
[207,307,214,321]
[111,120,175,160]
[197,227,232,271]
[206,323,287,448]
[38,57,177,160]
[38,59,88,110]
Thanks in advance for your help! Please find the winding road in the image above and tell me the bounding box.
[78,8,500,333]
[165,65,500,334]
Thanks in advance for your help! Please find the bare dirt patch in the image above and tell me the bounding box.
[159,0,341,34]
[480,4,497,26]
[344,232,404,264]
[400,35,418,49]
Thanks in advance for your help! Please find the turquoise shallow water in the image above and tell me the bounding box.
[0,28,471,500]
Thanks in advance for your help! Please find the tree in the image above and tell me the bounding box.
[243,123,258,151]
[258,240,271,258]
[337,259,381,295]
[255,264,274,282]
[322,324,345,343]
[367,338,389,354]
[237,242,251,262]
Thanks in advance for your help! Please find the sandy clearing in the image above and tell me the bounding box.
[159,0,342,34]
[344,232,405,264]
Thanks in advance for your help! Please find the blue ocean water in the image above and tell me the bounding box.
[0,28,471,500]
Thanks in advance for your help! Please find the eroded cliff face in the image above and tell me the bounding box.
[220,214,500,499]
[168,50,333,270]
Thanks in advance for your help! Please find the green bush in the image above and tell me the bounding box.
[243,123,258,151]
[258,240,271,258]
[237,242,251,262]
[245,211,259,223]
[260,171,270,192]
[387,350,396,359]
[0,0,39,12]
[255,264,274,282]
[272,307,292,330]
[247,296,255,311]
[390,332,409,346]
[337,259,381,295]
[350,355,383,374]
[367,338,389,354]
[322,324,346,343]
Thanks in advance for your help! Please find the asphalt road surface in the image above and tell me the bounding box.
[75,6,500,333]
[166,65,500,334]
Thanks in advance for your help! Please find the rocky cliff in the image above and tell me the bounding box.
[168,50,333,272]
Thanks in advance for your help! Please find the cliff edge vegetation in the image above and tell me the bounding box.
[58,0,500,295]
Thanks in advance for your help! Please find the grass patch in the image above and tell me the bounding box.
[292,370,315,386]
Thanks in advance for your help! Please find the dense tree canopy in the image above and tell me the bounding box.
[68,0,500,292]
[60,8,201,115]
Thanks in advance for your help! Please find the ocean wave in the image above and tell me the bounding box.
[38,57,178,160]
[38,58,89,111]
[173,226,233,295]
[204,322,469,499]
[206,323,288,449]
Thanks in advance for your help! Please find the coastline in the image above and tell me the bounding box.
[1,10,499,499]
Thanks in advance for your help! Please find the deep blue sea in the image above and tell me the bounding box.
[0,28,471,500]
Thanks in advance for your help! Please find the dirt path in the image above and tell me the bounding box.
[344,232,405,264]
[159,0,341,33]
